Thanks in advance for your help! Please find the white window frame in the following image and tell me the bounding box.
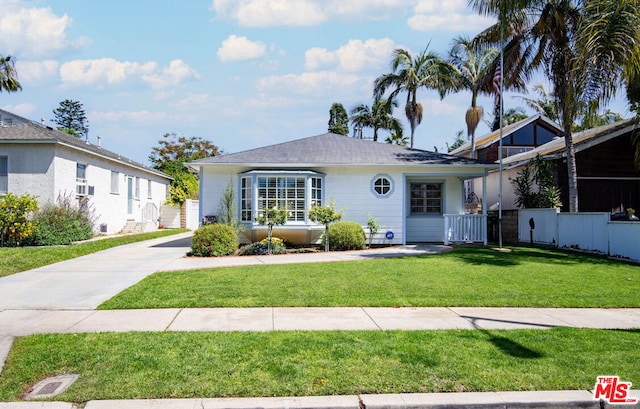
[111,171,120,194]
[239,171,324,224]
[371,174,394,198]
[147,179,153,199]
[410,182,443,215]
[76,163,88,196]
[135,177,140,200]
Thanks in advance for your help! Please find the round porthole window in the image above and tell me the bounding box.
[371,175,393,197]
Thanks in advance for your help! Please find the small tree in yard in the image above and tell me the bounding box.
[0,193,37,247]
[217,179,243,235]
[367,214,382,249]
[309,200,343,252]
[255,207,288,254]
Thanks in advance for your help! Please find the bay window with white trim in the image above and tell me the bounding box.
[239,171,324,223]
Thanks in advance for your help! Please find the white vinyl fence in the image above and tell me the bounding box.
[518,209,640,262]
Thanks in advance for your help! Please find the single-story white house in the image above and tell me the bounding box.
[189,133,498,245]
[0,109,172,234]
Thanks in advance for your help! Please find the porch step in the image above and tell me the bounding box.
[120,220,142,234]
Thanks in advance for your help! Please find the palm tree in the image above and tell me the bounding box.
[517,84,559,122]
[446,36,499,158]
[350,99,402,142]
[384,130,408,146]
[0,55,22,93]
[373,48,456,148]
[470,0,640,212]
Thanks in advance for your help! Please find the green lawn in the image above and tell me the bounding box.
[100,246,640,309]
[0,229,189,278]
[0,328,637,403]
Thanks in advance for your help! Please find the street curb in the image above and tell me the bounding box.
[4,391,636,409]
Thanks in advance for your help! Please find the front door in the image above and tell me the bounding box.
[127,177,133,215]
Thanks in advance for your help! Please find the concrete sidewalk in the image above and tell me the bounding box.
[1,307,640,336]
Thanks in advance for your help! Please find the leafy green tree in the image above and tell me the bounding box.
[470,0,640,212]
[255,207,288,254]
[384,130,409,146]
[446,35,499,158]
[510,155,561,209]
[517,84,559,122]
[149,133,221,206]
[52,99,89,137]
[309,199,343,252]
[0,55,21,93]
[328,103,349,135]
[374,47,457,148]
[350,99,402,142]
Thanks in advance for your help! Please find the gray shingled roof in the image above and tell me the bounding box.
[0,121,171,180]
[190,133,497,167]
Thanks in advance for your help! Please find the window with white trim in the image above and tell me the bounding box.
[135,177,140,199]
[410,182,442,214]
[240,172,323,223]
[111,171,119,194]
[147,179,153,199]
[240,176,252,222]
[76,163,87,196]
[0,156,7,193]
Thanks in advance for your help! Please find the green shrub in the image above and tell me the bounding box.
[328,221,366,251]
[238,242,286,256]
[191,223,238,257]
[0,193,38,247]
[32,193,96,246]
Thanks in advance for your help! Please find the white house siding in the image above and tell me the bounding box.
[0,143,168,235]
[0,144,57,202]
[322,166,405,245]
[51,145,169,234]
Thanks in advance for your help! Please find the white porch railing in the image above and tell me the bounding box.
[444,214,487,245]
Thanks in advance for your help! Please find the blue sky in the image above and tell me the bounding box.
[1,0,633,163]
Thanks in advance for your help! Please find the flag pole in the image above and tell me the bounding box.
[498,14,504,249]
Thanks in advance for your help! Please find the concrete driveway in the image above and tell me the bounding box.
[0,232,193,310]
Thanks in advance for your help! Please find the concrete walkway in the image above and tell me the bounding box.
[1,233,639,408]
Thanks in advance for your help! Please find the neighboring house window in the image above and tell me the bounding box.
[410,182,442,214]
[76,163,87,196]
[135,177,140,199]
[147,179,153,199]
[0,156,7,193]
[371,174,393,197]
[240,176,252,222]
[111,171,119,194]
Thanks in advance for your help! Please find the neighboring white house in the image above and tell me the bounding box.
[189,133,498,245]
[0,109,172,234]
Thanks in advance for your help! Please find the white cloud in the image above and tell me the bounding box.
[305,38,398,72]
[15,60,58,83]
[211,0,410,27]
[0,1,89,57]
[257,71,364,96]
[213,0,326,27]
[1,102,37,117]
[408,0,495,31]
[217,35,267,62]
[60,58,157,87]
[172,93,212,109]
[89,110,166,124]
[142,59,201,89]
[59,59,199,90]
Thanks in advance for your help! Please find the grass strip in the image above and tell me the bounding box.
[0,229,189,278]
[100,246,640,309]
[0,328,638,403]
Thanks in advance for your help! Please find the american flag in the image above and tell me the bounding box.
[493,64,501,109]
